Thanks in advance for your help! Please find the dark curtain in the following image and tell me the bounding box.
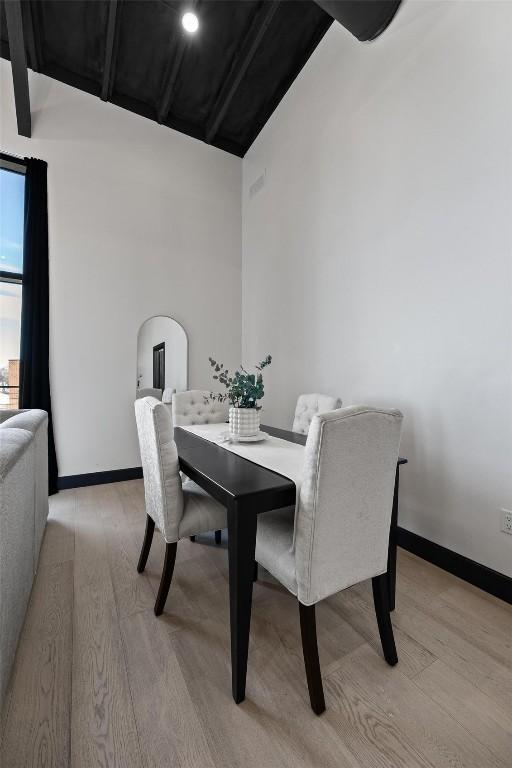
[19,158,59,494]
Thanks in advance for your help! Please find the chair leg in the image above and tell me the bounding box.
[372,573,398,666]
[154,542,178,616]
[137,515,155,573]
[215,529,222,545]
[253,561,258,582]
[298,602,326,715]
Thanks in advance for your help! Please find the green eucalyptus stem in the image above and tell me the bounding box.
[206,354,272,409]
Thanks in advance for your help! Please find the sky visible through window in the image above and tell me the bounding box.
[0,168,25,407]
[0,168,24,273]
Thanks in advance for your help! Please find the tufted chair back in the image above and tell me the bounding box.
[134,397,184,542]
[172,390,228,427]
[294,406,403,606]
[292,393,342,435]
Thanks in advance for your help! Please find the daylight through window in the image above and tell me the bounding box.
[0,163,25,409]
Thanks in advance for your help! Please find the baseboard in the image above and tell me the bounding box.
[58,466,142,490]
[397,526,511,606]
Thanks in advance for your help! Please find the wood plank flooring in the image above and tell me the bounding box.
[1,480,511,768]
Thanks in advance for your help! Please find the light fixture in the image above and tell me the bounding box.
[182,11,199,34]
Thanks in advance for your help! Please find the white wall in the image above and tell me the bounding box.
[243,1,512,576]
[1,59,241,476]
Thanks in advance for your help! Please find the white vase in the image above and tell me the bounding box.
[229,407,260,438]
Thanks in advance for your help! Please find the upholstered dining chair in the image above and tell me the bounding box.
[172,389,229,545]
[134,397,227,615]
[171,389,229,426]
[255,405,403,714]
[292,393,342,435]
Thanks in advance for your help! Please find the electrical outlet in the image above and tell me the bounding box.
[501,509,512,535]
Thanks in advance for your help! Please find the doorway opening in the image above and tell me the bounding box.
[153,342,165,390]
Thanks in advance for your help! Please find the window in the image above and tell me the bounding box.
[0,157,25,410]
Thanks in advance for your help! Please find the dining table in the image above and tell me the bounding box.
[174,422,407,705]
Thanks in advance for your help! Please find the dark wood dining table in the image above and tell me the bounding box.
[174,423,407,704]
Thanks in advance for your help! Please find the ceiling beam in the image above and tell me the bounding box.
[157,1,198,125]
[101,0,119,101]
[205,1,279,144]
[22,1,40,72]
[5,0,31,137]
[157,34,187,124]
[313,1,402,42]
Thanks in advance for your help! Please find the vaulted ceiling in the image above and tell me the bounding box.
[0,1,401,156]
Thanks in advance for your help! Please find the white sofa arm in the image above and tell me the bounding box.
[0,410,49,572]
[0,428,36,707]
[0,409,26,424]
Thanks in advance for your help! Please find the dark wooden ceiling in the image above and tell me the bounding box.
[0,0,334,156]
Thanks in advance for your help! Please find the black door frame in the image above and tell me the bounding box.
[152,342,165,390]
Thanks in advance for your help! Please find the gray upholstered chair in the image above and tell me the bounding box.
[255,405,403,714]
[134,397,227,615]
[171,389,228,426]
[172,389,228,544]
[292,393,342,435]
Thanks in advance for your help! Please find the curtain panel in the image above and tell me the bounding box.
[19,158,58,494]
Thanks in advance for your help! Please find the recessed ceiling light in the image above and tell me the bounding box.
[182,11,199,34]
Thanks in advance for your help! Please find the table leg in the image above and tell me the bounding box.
[227,500,257,703]
[387,466,399,612]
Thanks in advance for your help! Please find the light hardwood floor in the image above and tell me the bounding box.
[1,480,511,768]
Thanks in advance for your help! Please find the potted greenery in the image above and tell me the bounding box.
[207,355,272,438]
